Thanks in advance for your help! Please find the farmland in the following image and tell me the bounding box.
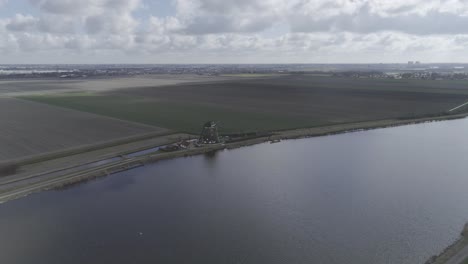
[0,75,229,162]
[0,98,164,161]
[0,75,227,97]
[23,75,468,134]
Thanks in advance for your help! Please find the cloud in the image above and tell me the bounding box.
[27,0,142,35]
[167,0,468,35]
[171,0,285,34]
[6,14,75,34]
[85,12,138,35]
[28,0,141,15]
[1,0,468,63]
[289,2,468,35]
[28,0,91,14]
[5,14,37,32]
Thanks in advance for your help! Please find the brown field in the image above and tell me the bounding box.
[24,74,468,134]
[0,98,165,161]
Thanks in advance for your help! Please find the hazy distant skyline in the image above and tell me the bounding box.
[1,0,468,64]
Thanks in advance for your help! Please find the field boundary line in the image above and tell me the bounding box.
[449,101,468,112]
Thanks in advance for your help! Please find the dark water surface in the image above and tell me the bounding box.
[2,119,468,264]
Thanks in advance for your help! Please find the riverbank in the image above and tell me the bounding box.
[1,112,468,204]
[425,223,468,264]
[223,112,468,149]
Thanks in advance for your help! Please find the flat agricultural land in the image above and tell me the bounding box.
[22,75,468,134]
[0,98,165,161]
[0,75,227,97]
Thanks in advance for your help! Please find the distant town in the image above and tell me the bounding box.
[1,63,468,81]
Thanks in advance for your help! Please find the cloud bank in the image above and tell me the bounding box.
[0,0,467,63]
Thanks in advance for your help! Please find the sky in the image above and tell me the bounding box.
[1,0,468,64]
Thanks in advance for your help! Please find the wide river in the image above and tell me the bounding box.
[2,119,468,264]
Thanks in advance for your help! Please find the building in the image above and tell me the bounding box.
[199,121,220,144]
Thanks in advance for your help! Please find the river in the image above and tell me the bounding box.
[2,118,468,264]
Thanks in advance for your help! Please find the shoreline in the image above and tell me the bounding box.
[1,112,468,204]
[425,223,468,264]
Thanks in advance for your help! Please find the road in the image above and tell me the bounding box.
[0,157,143,203]
[444,244,468,264]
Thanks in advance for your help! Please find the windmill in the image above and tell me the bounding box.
[199,121,220,144]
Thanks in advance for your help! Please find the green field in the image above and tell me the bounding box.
[23,94,325,134]
[22,75,468,134]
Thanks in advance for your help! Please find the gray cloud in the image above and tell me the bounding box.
[6,15,36,32]
[85,16,105,35]
[179,14,275,34]
[2,0,468,63]
[290,4,468,35]
[172,0,281,34]
[197,0,265,13]
[29,0,90,14]
[29,0,141,15]
[6,14,75,34]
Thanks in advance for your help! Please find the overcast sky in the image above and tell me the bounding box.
[1,0,468,64]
